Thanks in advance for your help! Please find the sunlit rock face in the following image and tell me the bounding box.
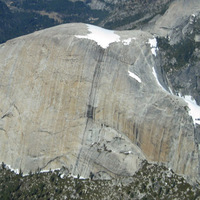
[143,0,200,44]
[0,23,199,181]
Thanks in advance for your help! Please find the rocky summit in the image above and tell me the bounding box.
[0,22,199,183]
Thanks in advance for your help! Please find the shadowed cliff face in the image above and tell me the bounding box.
[0,23,199,181]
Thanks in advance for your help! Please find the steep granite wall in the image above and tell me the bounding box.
[0,23,199,181]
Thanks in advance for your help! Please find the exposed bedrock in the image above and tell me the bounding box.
[0,23,199,182]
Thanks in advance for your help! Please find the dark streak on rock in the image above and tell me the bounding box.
[73,47,105,175]
[1,112,13,119]
[87,105,95,119]
[41,156,63,170]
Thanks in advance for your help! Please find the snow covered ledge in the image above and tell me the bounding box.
[75,24,138,49]
[75,24,120,49]
[128,70,141,83]
[179,95,200,126]
[148,37,158,56]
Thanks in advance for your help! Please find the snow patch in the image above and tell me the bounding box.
[180,95,200,125]
[124,151,133,154]
[40,169,50,173]
[40,168,60,173]
[148,38,158,56]
[79,176,87,180]
[75,24,120,49]
[5,164,19,174]
[122,37,136,45]
[71,174,87,179]
[128,70,141,83]
[152,67,166,92]
[60,173,65,179]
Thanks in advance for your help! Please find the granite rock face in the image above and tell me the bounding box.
[0,23,199,181]
[143,0,200,44]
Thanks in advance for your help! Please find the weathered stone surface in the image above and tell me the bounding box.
[0,23,199,182]
[144,0,200,44]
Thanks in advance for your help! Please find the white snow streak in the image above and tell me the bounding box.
[148,38,158,56]
[5,164,19,174]
[124,151,133,154]
[152,67,166,92]
[128,70,141,83]
[71,174,87,179]
[180,95,200,125]
[4,165,87,179]
[40,168,60,173]
[75,24,120,48]
[122,37,136,45]
[60,174,65,179]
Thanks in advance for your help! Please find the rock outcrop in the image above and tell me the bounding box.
[0,23,199,182]
[143,0,200,44]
